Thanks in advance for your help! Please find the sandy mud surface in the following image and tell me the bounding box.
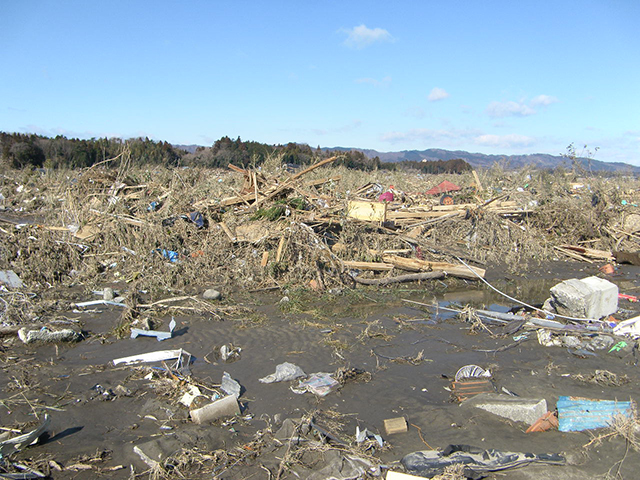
[1,262,639,479]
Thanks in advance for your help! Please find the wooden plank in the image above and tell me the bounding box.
[276,236,286,262]
[347,200,387,223]
[387,210,465,220]
[290,155,340,181]
[261,251,269,267]
[218,222,236,242]
[558,244,613,260]
[384,417,408,435]
[304,175,342,187]
[554,246,594,263]
[227,163,248,174]
[342,261,394,271]
[382,255,485,279]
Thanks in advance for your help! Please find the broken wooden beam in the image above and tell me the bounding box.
[381,255,485,279]
[342,261,394,271]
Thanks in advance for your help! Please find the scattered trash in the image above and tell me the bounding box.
[219,344,241,362]
[526,411,559,433]
[259,362,305,383]
[190,395,240,424]
[609,341,628,352]
[75,299,127,308]
[179,385,203,407]
[599,264,615,275]
[401,444,565,478]
[384,417,408,435]
[355,426,383,447]
[221,372,242,398]
[0,270,23,288]
[454,364,491,382]
[619,293,638,302]
[157,249,179,262]
[451,378,495,402]
[0,415,50,456]
[378,191,394,202]
[613,315,640,338]
[291,372,339,396]
[113,348,193,368]
[130,318,176,341]
[18,327,80,344]
[557,396,636,432]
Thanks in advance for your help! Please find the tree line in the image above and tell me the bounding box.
[0,132,471,173]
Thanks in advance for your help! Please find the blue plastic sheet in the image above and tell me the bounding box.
[558,396,634,432]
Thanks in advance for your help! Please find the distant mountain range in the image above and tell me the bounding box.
[174,143,639,173]
[323,147,640,173]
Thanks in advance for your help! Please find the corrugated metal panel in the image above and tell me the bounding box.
[557,396,634,432]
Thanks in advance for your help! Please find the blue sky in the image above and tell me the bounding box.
[1,1,638,164]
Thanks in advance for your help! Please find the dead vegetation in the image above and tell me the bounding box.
[1,153,640,325]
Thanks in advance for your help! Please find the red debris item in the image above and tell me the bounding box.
[619,293,639,302]
[425,181,461,195]
[378,191,394,202]
[526,411,559,433]
[599,264,615,275]
[451,379,494,402]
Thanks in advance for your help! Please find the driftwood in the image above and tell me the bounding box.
[381,255,486,279]
[351,272,444,285]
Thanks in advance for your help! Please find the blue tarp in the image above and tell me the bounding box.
[557,396,635,432]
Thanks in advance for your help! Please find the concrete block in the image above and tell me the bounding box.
[548,276,618,320]
[463,393,547,425]
[133,437,180,468]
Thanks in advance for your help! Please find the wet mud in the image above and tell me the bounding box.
[1,263,640,479]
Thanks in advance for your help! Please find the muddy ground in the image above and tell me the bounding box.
[1,261,639,480]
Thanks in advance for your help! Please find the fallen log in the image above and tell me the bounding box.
[382,255,486,279]
[351,272,444,285]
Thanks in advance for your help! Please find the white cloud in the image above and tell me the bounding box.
[381,128,472,144]
[355,76,391,87]
[342,24,394,49]
[428,87,450,102]
[474,134,534,148]
[531,94,559,106]
[380,127,535,150]
[486,94,559,118]
[486,101,535,118]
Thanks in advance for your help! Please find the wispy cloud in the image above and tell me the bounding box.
[486,94,558,118]
[474,133,534,148]
[381,128,475,144]
[342,24,394,49]
[486,101,535,118]
[381,127,535,150]
[355,76,392,87]
[530,94,559,106]
[428,87,450,102]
